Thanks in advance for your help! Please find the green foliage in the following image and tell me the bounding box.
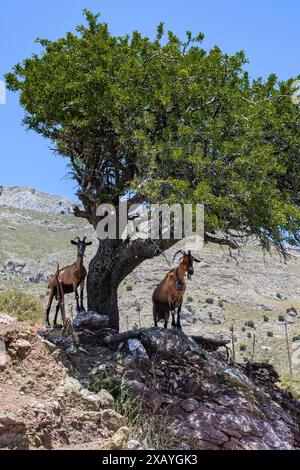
[126,285,133,292]
[205,297,214,304]
[292,335,300,342]
[240,344,247,352]
[90,371,122,400]
[186,295,193,303]
[5,10,300,251]
[263,315,270,322]
[245,320,255,328]
[267,331,274,337]
[278,315,285,322]
[247,332,252,338]
[0,290,43,323]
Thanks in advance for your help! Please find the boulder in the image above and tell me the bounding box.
[100,409,124,431]
[106,426,130,450]
[73,311,109,331]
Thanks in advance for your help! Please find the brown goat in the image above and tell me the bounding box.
[45,237,92,327]
[152,250,200,330]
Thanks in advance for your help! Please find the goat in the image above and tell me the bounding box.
[45,236,92,327]
[152,250,200,330]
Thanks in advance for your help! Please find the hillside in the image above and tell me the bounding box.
[0,186,300,400]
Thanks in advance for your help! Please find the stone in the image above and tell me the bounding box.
[106,426,131,450]
[0,312,17,325]
[73,311,109,331]
[240,436,271,450]
[97,389,114,409]
[0,340,6,369]
[140,328,201,358]
[181,398,199,412]
[127,439,144,450]
[10,338,32,359]
[0,412,27,449]
[100,409,124,431]
[127,339,149,359]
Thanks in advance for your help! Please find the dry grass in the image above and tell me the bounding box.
[0,290,44,323]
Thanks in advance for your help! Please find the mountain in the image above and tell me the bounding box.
[0,186,76,215]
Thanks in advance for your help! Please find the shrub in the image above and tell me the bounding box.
[292,335,300,342]
[240,344,247,352]
[218,301,224,308]
[263,315,269,322]
[278,315,285,322]
[205,298,214,305]
[267,331,273,337]
[186,296,193,303]
[247,332,252,339]
[286,306,297,314]
[0,290,43,323]
[276,293,282,299]
[126,285,133,292]
[244,320,255,328]
[241,327,246,332]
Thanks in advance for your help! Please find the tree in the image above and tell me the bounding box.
[6,10,300,330]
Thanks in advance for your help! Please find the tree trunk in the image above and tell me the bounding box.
[87,238,177,331]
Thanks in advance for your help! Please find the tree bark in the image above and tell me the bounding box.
[87,238,177,331]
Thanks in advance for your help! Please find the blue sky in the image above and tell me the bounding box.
[0,0,299,199]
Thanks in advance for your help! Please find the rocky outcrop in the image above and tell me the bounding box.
[0,186,76,215]
[39,325,300,450]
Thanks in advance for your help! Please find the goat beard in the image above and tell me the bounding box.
[187,273,192,280]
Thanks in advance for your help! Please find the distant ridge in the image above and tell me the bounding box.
[0,186,76,215]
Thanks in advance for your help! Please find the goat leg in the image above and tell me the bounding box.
[176,303,182,330]
[79,281,85,311]
[73,283,80,312]
[171,307,176,328]
[53,303,61,327]
[45,289,54,327]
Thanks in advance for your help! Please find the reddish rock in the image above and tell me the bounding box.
[223,438,246,450]
[181,398,199,412]
[240,436,272,450]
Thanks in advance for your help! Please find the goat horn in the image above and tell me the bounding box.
[83,236,87,242]
[173,250,186,262]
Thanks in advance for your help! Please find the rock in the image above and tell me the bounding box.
[97,389,114,409]
[127,339,149,359]
[100,409,124,431]
[0,312,17,324]
[9,339,32,359]
[140,328,201,358]
[181,398,199,412]
[0,340,6,369]
[56,377,114,411]
[73,311,109,331]
[106,426,130,450]
[127,439,144,450]
[240,436,271,450]
[0,412,27,449]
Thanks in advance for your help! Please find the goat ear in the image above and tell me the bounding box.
[71,240,77,245]
[85,241,93,246]
[193,257,201,263]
